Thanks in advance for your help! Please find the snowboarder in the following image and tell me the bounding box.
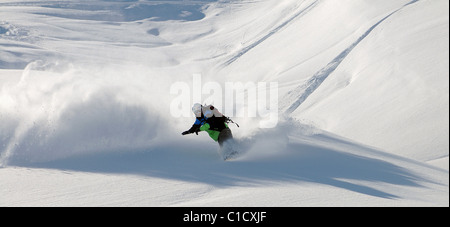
[182,103,233,147]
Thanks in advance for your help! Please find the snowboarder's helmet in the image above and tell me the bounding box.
[192,103,202,115]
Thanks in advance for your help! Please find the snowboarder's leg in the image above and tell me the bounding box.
[218,128,233,147]
[218,128,239,160]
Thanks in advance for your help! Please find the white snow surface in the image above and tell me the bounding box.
[0,0,448,206]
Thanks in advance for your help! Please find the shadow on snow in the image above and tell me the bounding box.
[22,132,425,200]
[37,1,209,22]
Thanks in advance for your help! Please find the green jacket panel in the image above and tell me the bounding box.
[200,123,228,142]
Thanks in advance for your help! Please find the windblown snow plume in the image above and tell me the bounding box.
[0,60,178,166]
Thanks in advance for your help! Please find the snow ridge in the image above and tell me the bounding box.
[283,0,421,114]
[222,0,318,67]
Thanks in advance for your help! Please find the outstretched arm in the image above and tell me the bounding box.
[182,124,201,135]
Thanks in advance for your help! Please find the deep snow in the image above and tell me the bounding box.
[0,0,448,207]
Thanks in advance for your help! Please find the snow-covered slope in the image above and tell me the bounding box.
[288,0,449,165]
[0,0,448,207]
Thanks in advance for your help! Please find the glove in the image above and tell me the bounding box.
[182,131,190,135]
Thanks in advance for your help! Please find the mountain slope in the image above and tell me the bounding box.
[0,0,448,206]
